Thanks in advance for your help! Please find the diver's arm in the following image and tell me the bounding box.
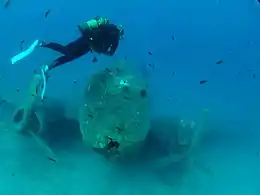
[103,24,120,56]
[104,39,118,56]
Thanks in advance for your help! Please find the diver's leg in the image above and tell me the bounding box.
[43,36,90,71]
[64,36,90,55]
[48,55,77,70]
[45,48,90,71]
[40,42,68,55]
[41,35,90,55]
[40,45,90,100]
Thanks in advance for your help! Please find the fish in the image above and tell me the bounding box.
[20,40,25,51]
[47,157,56,162]
[148,51,153,55]
[92,57,98,63]
[172,71,175,76]
[140,89,147,98]
[3,0,10,9]
[87,114,94,118]
[44,9,51,18]
[200,80,208,84]
[171,35,175,40]
[253,74,256,79]
[148,63,154,69]
[104,68,112,73]
[216,60,223,64]
[116,126,123,132]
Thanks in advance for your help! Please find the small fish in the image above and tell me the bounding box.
[253,74,256,79]
[16,88,20,92]
[124,55,127,60]
[200,80,208,84]
[35,85,41,96]
[172,71,175,76]
[20,40,25,51]
[44,9,51,18]
[148,63,154,69]
[171,35,175,40]
[92,57,98,63]
[87,114,94,118]
[216,60,223,64]
[47,157,56,162]
[4,0,10,8]
[140,89,147,98]
[104,68,112,72]
[73,79,77,84]
[148,51,153,55]
[116,126,123,131]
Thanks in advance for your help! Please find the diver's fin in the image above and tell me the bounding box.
[11,39,40,65]
[40,68,47,100]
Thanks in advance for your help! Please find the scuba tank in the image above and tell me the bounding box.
[78,16,109,33]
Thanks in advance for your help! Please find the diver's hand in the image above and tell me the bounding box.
[41,65,51,82]
[42,64,49,74]
[38,40,48,47]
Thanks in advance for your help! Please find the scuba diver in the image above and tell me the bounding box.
[11,16,124,69]
[10,16,124,99]
[40,16,124,74]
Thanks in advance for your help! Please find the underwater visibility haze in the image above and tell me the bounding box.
[0,0,260,194]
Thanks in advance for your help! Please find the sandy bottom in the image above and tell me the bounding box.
[0,123,259,195]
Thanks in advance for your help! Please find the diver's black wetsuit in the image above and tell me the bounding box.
[41,24,120,70]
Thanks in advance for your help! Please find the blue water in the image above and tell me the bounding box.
[0,0,260,194]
